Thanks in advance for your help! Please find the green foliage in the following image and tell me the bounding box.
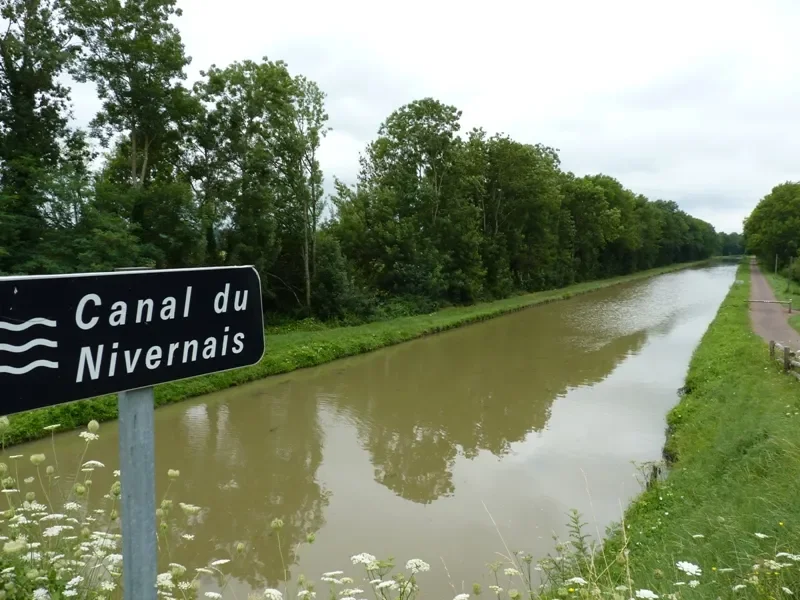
[744,182,800,267]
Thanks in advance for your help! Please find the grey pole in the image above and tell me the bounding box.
[119,386,157,600]
[114,266,157,600]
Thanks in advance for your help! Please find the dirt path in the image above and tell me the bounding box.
[749,262,800,348]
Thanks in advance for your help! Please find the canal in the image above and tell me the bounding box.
[13,263,736,597]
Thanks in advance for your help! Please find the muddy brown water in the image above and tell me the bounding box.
[12,264,736,597]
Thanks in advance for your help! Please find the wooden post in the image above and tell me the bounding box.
[784,346,791,372]
[770,340,775,360]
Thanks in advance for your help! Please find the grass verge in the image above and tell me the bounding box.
[762,270,800,333]
[594,262,800,597]
[5,260,707,447]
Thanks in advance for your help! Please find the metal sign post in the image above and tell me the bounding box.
[119,387,157,600]
[0,266,265,599]
[114,267,157,600]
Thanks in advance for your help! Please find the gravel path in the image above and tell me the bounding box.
[749,261,800,349]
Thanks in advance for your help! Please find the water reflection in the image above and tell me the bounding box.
[11,265,736,597]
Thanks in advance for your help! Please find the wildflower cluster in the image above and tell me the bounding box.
[0,420,240,600]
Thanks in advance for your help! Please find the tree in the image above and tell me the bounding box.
[67,0,191,188]
[192,59,299,306]
[744,182,800,267]
[291,76,328,310]
[0,0,74,273]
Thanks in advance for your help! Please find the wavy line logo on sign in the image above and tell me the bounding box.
[0,317,59,374]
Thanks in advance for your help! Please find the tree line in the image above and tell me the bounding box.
[1,0,725,322]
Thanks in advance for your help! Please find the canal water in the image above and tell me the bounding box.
[12,264,736,597]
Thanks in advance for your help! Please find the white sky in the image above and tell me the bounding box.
[70,0,800,233]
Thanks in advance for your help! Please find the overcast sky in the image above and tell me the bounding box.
[70,0,800,233]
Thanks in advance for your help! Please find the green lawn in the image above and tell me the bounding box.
[587,262,800,598]
[3,261,710,446]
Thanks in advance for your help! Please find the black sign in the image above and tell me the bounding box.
[0,266,264,415]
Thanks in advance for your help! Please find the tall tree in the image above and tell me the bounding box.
[67,0,190,188]
[0,0,73,273]
[292,76,328,309]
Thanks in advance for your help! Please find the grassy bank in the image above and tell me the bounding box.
[5,260,706,447]
[591,262,800,597]
[762,269,800,333]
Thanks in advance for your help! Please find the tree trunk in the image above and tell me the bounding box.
[303,194,311,309]
[138,135,151,188]
[130,128,138,185]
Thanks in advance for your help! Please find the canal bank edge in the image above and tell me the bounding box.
[596,261,800,595]
[3,260,709,447]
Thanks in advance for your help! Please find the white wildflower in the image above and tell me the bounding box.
[64,502,80,511]
[113,470,120,477]
[615,585,629,591]
[454,595,470,600]
[82,460,105,469]
[782,588,794,595]
[63,592,77,598]
[340,597,356,600]
[351,553,377,565]
[43,424,61,431]
[406,558,430,573]
[101,581,116,591]
[1,489,19,494]
[489,586,503,593]
[210,559,230,567]
[40,513,65,521]
[156,572,174,589]
[776,553,800,561]
[205,594,222,599]
[565,577,587,586]
[377,581,399,591]
[23,477,34,484]
[323,571,345,577]
[718,568,734,573]
[33,589,50,600]
[691,534,704,539]
[688,580,699,588]
[733,584,746,591]
[8,455,21,459]
[196,567,214,575]
[43,526,66,537]
[676,561,702,577]
[504,568,520,576]
[264,589,283,600]
[181,533,195,541]
[635,590,659,599]
[66,575,83,587]
[298,592,317,598]
[340,589,363,596]
[755,533,769,539]
[321,578,342,585]
[78,432,99,442]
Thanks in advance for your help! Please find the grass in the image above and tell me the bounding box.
[591,261,800,597]
[762,270,800,333]
[4,260,708,447]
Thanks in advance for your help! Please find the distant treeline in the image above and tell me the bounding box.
[0,0,729,321]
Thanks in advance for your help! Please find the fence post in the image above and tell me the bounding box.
[784,346,791,372]
[770,340,775,360]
